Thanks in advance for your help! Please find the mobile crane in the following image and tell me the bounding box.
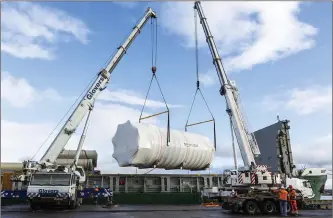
[194,0,277,188]
[16,7,157,210]
[193,1,314,215]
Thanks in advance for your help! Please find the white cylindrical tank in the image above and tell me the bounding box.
[112,120,215,170]
[55,159,94,171]
[57,150,98,167]
[1,162,23,171]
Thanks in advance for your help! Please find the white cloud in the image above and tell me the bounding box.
[1,73,184,173]
[199,71,217,87]
[293,134,332,167]
[1,72,181,110]
[261,85,332,115]
[1,72,62,108]
[1,102,157,167]
[99,89,183,109]
[160,2,317,72]
[1,2,90,60]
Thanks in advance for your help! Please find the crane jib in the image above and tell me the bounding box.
[86,77,105,100]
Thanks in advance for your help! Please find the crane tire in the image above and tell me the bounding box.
[261,200,276,214]
[243,200,258,215]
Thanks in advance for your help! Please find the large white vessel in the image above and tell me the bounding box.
[298,168,328,200]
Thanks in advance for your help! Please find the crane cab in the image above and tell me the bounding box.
[74,166,86,184]
[224,167,282,186]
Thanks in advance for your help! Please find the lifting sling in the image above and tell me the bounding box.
[139,18,171,144]
[185,8,217,150]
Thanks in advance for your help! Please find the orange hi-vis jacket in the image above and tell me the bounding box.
[278,189,289,201]
[289,189,297,200]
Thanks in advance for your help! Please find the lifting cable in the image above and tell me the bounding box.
[139,18,171,144]
[185,8,216,150]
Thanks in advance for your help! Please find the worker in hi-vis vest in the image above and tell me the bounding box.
[93,183,99,205]
[273,186,289,217]
[288,185,298,216]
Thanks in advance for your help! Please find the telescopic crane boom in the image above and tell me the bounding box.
[24,7,157,211]
[194,1,260,169]
[22,7,157,181]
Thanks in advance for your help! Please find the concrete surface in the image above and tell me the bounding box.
[2,205,332,218]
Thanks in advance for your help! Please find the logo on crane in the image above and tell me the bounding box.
[86,77,105,100]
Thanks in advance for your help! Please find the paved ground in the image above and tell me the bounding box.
[2,205,332,218]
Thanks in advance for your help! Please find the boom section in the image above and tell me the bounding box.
[40,8,157,165]
[194,1,260,168]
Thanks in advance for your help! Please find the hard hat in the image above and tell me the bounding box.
[281,185,285,189]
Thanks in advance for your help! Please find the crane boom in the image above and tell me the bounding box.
[40,7,157,165]
[194,1,260,168]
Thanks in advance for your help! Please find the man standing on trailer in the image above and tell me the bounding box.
[288,185,298,216]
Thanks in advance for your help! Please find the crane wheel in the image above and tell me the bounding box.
[261,200,276,214]
[243,200,258,215]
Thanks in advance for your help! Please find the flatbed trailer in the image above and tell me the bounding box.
[221,192,332,215]
[221,192,289,215]
[302,199,332,210]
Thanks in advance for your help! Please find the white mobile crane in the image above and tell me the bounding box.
[194,1,278,188]
[19,7,157,210]
[193,1,314,215]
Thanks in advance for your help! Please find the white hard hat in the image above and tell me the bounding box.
[281,185,285,189]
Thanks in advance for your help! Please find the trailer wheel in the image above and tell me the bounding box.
[243,200,258,215]
[261,200,276,214]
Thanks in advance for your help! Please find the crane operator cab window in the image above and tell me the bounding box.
[76,167,84,177]
[30,173,71,186]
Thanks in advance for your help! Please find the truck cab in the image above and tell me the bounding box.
[27,172,80,209]
[286,177,314,199]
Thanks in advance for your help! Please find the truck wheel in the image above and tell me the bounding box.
[243,200,258,215]
[261,200,276,214]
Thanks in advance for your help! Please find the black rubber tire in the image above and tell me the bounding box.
[243,200,258,215]
[261,200,276,214]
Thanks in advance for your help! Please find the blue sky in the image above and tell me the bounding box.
[1,1,332,186]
